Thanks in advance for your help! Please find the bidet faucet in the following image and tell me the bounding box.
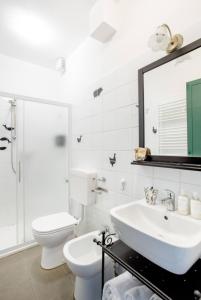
[161,189,176,211]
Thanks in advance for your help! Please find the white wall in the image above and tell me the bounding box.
[63,0,201,100]
[0,53,65,102]
[64,0,201,233]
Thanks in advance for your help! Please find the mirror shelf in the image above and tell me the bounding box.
[131,160,201,171]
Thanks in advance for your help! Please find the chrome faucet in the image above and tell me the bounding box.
[161,189,176,211]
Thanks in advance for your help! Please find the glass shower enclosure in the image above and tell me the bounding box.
[0,95,70,254]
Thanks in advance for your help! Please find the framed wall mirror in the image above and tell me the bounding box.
[137,38,201,171]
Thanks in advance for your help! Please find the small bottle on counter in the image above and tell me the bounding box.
[177,190,190,215]
[191,192,201,220]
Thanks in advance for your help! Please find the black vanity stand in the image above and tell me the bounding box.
[93,231,201,300]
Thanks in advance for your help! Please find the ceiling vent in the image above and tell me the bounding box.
[90,0,118,43]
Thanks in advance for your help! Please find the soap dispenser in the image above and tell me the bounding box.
[191,192,201,219]
[177,190,190,215]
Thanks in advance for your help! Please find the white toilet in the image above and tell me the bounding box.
[63,231,103,300]
[32,212,78,269]
[32,169,97,269]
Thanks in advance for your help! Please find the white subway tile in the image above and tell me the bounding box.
[103,105,137,132]
[102,82,137,112]
[102,128,133,151]
[130,127,139,149]
[154,167,180,182]
[116,63,138,86]
[102,150,132,172]
[180,183,201,198]
[132,175,153,199]
[180,170,201,186]
[90,114,103,133]
[71,150,102,170]
[153,178,180,201]
[91,132,103,150]
[131,165,154,177]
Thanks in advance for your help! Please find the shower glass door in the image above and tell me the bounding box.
[22,101,69,241]
[0,96,69,252]
[0,97,17,251]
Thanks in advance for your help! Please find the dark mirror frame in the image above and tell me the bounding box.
[136,38,201,171]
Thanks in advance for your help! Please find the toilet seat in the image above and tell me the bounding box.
[32,212,78,235]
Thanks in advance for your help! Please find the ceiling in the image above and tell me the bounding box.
[0,0,96,69]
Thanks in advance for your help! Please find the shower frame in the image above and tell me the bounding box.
[0,90,72,258]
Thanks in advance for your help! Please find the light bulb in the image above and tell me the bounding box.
[6,7,56,46]
[56,57,66,75]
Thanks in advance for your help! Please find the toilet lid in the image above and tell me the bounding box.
[32,212,78,234]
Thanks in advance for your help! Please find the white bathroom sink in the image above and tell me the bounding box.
[110,199,201,274]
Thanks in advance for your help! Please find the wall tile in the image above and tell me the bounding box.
[72,150,103,170]
[71,60,201,234]
[115,62,138,86]
[153,167,180,182]
[103,105,138,132]
[101,150,133,172]
[180,170,201,186]
[102,128,133,151]
[132,165,154,177]
[90,114,103,133]
[153,178,181,202]
[132,175,153,199]
[180,182,201,198]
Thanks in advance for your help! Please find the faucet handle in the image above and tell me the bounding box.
[162,189,176,211]
[97,177,106,182]
[164,189,175,200]
[144,186,158,205]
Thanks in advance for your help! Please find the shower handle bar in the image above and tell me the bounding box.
[18,161,21,183]
[10,99,16,174]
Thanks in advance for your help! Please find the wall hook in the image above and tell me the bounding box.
[109,153,116,167]
[93,87,103,98]
[0,137,11,143]
[2,124,14,131]
[152,126,157,134]
[77,135,83,143]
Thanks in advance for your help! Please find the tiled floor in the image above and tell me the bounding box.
[0,246,75,300]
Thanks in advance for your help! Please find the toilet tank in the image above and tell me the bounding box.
[70,169,97,206]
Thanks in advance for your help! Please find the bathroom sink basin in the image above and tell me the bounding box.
[110,199,201,274]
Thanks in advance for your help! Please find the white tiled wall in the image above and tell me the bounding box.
[71,58,201,234]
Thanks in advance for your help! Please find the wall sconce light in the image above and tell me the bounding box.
[148,24,183,54]
[56,57,66,75]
